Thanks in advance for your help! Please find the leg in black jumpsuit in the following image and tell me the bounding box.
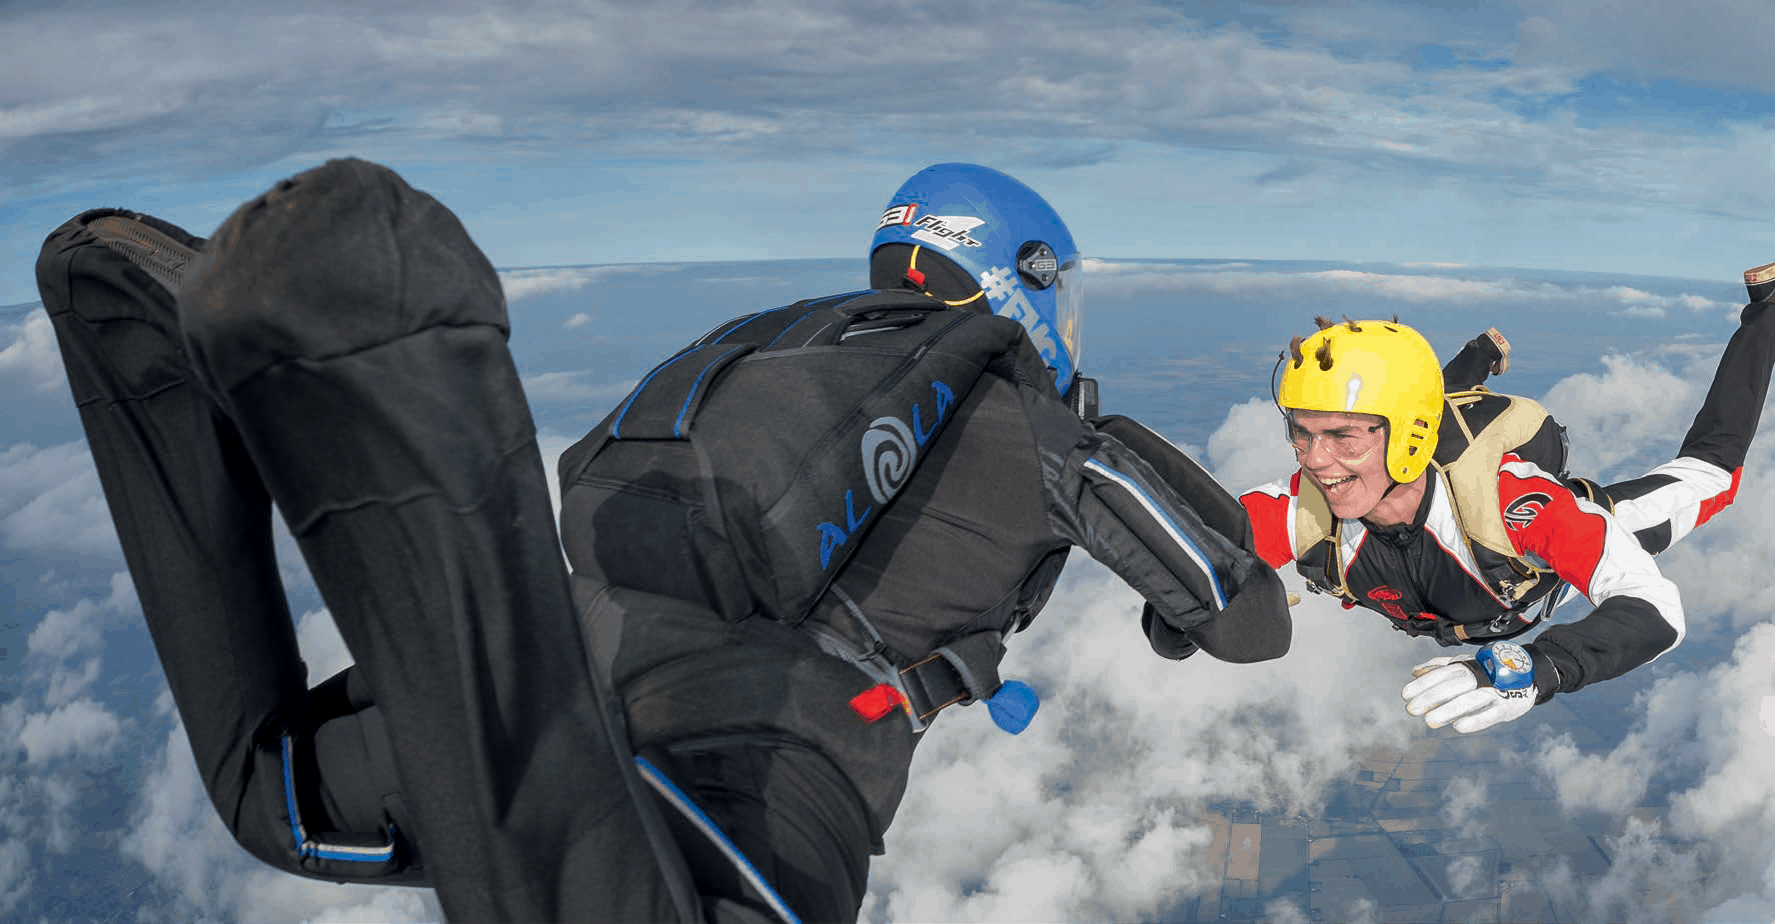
[1589,297,1775,551]
[38,160,711,922]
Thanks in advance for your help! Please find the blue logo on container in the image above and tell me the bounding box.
[817,380,954,569]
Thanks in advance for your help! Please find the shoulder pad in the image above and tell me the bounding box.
[1293,471,1335,555]
[1438,390,1559,560]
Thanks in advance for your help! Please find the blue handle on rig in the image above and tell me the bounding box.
[986,680,1040,734]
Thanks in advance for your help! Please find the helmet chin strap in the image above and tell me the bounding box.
[1372,468,1428,521]
[1352,476,1407,528]
[1377,426,1408,502]
[1269,352,1288,416]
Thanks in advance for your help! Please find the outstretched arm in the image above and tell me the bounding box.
[1499,457,1685,698]
[1400,458,1683,735]
[1042,411,1292,663]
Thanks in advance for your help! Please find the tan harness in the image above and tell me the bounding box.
[1293,389,1566,635]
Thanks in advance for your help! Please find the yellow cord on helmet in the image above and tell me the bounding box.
[908,246,985,307]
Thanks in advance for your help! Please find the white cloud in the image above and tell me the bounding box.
[4,0,1772,229]
[1548,816,1702,924]
[1207,396,1296,490]
[1510,0,1775,94]
[1441,775,1490,842]
[43,657,102,709]
[498,267,603,302]
[0,838,27,918]
[866,554,1425,921]
[26,571,137,705]
[37,773,82,854]
[1538,352,1702,481]
[296,608,355,682]
[18,698,123,763]
[123,720,441,923]
[4,0,1775,306]
[498,263,689,303]
[250,879,439,923]
[0,309,65,393]
[0,440,118,556]
[1665,622,1775,850]
[122,724,242,918]
[1679,293,1719,313]
[1264,896,1312,923]
[27,598,105,661]
[520,370,637,404]
[0,702,22,765]
[1607,285,1663,305]
[1082,259,1739,316]
[1445,852,1486,901]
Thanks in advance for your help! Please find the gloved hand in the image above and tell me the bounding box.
[1477,327,1510,375]
[1401,641,1537,734]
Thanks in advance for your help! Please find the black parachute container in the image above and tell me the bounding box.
[557,290,1053,631]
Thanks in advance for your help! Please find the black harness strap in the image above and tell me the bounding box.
[896,631,1007,722]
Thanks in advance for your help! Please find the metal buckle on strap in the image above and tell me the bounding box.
[898,632,1006,722]
[1447,599,1550,645]
[898,653,970,722]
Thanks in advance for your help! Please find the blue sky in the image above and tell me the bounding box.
[5,0,1775,304]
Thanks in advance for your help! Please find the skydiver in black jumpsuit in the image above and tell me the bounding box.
[38,158,1291,922]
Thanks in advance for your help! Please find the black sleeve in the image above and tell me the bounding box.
[1442,330,1508,391]
[1038,407,1292,663]
[1526,596,1680,700]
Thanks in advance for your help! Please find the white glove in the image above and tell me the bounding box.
[1401,642,1538,734]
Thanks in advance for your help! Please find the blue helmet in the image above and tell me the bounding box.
[869,163,1083,389]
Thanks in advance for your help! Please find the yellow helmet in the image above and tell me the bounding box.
[1275,319,1443,483]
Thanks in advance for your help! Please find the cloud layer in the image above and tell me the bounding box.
[866,328,1775,921]
[8,1,1772,194]
[3,255,1772,920]
[1085,258,1742,318]
[5,0,1775,302]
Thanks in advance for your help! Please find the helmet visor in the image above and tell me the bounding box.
[1054,256,1084,381]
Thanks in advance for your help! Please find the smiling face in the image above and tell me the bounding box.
[1286,409,1396,520]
